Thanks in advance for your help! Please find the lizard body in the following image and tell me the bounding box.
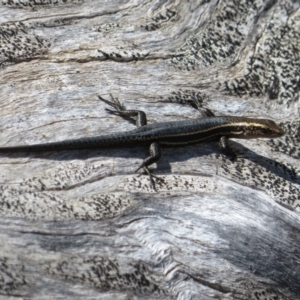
[0,95,284,186]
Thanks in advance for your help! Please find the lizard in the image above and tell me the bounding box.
[0,95,285,187]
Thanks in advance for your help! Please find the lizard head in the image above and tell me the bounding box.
[230,118,285,139]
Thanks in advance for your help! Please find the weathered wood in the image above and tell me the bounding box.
[0,0,299,299]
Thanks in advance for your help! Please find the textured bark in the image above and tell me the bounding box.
[0,0,299,299]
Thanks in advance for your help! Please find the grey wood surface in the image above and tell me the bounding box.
[0,0,299,299]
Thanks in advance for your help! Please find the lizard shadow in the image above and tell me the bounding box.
[157,141,299,186]
[0,140,298,186]
[216,141,300,186]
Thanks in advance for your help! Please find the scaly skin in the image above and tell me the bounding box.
[0,95,284,187]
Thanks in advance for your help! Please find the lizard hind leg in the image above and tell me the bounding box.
[135,142,163,188]
[98,94,147,127]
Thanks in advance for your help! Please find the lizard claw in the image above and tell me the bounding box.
[98,94,126,112]
[135,164,143,173]
[135,164,164,190]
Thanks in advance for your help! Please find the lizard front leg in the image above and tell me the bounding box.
[219,136,237,160]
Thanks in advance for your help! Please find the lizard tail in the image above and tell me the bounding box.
[0,132,142,152]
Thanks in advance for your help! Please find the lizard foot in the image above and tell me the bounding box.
[135,165,164,190]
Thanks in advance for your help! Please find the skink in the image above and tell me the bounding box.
[0,95,284,186]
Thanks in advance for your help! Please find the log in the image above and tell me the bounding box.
[0,0,299,299]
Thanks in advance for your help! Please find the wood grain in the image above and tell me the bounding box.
[0,0,299,299]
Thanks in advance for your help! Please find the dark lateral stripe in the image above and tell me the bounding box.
[157,125,243,145]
